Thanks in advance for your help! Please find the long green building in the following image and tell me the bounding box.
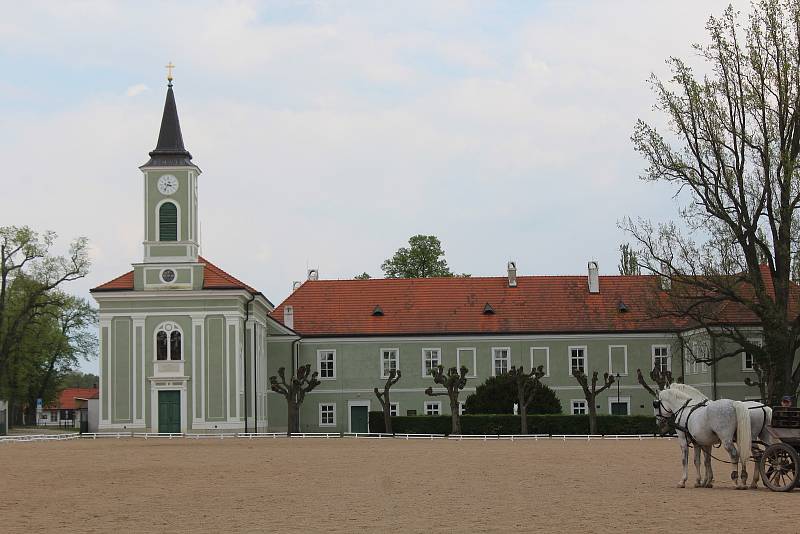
[92,80,765,434]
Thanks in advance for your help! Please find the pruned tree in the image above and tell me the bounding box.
[374,368,401,434]
[508,365,546,434]
[636,366,677,398]
[744,362,768,404]
[269,364,320,436]
[572,370,614,435]
[623,1,800,405]
[425,365,468,434]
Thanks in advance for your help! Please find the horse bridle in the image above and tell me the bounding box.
[653,398,707,443]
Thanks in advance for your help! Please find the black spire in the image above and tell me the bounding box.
[142,81,194,168]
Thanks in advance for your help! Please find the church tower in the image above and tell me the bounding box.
[136,69,203,290]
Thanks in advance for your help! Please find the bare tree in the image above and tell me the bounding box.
[744,362,768,403]
[269,364,320,436]
[636,366,677,398]
[508,365,546,434]
[374,369,401,434]
[425,365,468,434]
[572,370,614,435]
[624,1,800,404]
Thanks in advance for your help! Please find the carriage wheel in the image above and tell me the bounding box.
[759,443,800,492]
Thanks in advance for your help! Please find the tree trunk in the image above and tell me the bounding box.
[383,403,393,434]
[287,401,299,436]
[519,398,528,434]
[449,398,460,435]
[588,396,597,435]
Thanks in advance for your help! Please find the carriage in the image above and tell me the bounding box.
[756,407,800,492]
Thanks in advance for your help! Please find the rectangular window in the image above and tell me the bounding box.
[390,402,399,417]
[319,403,336,426]
[457,348,477,377]
[531,347,550,377]
[492,347,510,376]
[458,402,465,415]
[652,345,671,373]
[571,399,587,415]
[608,345,627,376]
[422,348,441,376]
[424,401,441,416]
[690,342,708,374]
[381,348,399,378]
[743,338,762,371]
[407,409,417,416]
[317,350,336,379]
[569,346,587,375]
[609,397,630,416]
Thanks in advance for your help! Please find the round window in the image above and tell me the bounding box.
[161,269,176,283]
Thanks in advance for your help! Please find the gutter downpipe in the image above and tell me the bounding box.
[243,293,255,434]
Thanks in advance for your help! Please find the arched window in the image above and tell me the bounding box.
[155,322,182,361]
[159,202,178,241]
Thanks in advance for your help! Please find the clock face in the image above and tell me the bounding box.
[157,175,179,195]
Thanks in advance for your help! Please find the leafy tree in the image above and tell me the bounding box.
[572,370,614,435]
[425,365,468,434]
[60,371,100,389]
[381,235,453,278]
[618,243,641,275]
[624,1,800,403]
[354,272,371,280]
[374,368,401,434]
[269,364,320,436]
[464,374,561,415]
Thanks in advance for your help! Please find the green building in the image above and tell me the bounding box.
[92,81,763,434]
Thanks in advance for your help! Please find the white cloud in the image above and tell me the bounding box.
[125,84,149,97]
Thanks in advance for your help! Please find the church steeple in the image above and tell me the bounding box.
[142,72,194,168]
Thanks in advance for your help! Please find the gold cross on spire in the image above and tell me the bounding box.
[165,61,175,83]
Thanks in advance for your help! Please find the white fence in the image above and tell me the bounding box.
[1,432,671,443]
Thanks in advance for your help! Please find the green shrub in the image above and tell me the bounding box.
[369,412,658,435]
[463,374,561,415]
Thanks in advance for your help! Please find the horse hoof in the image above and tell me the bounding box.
[677,483,685,488]
[735,485,747,490]
[694,482,702,488]
[705,483,713,488]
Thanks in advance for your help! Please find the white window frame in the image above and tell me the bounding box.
[491,347,511,376]
[568,346,587,375]
[689,342,708,374]
[319,403,336,427]
[380,348,399,378]
[457,347,477,377]
[389,402,399,417]
[570,399,588,415]
[421,348,442,377]
[530,347,550,377]
[608,396,631,415]
[154,321,184,361]
[608,345,628,376]
[316,349,336,380]
[424,401,441,416]
[651,345,671,373]
[155,198,182,242]
[742,337,762,372]
[458,401,465,415]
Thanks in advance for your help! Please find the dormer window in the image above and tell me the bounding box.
[372,305,384,316]
[483,303,495,314]
[617,301,629,313]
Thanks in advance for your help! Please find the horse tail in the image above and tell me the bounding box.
[734,401,752,465]
[762,406,773,443]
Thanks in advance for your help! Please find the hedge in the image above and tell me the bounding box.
[368,411,659,435]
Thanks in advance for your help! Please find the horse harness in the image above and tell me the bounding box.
[653,398,708,446]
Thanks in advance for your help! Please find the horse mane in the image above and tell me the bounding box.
[658,387,694,404]
[669,383,708,401]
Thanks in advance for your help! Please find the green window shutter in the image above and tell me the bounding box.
[159,202,178,241]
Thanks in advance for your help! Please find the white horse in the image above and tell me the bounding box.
[668,383,773,489]
[655,388,752,489]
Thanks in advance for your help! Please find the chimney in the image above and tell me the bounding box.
[284,305,294,329]
[292,281,302,292]
[587,261,599,293]
[307,269,319,281]
[507,261,517,287]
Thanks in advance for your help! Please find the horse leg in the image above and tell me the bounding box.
[749,455,760,490]
[693,445,703,487]
[722,439,743,489]
[678,440,689,488]
[702,446,714,488]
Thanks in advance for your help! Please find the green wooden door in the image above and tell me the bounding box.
[158,391,181,433]
[350,405,368,433]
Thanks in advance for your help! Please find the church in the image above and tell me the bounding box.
[92,75,765,434]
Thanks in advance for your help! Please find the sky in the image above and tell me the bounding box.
[0,0,751,373]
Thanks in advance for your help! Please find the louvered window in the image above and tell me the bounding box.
[159,202,178,241]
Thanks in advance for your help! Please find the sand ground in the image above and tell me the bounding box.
[1,437,798,533]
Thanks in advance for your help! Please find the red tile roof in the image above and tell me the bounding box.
[46,388,99,410]
[270,274,701,337]
[91,256,260,295]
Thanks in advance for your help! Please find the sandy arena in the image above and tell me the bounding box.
[1,437,798,533]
